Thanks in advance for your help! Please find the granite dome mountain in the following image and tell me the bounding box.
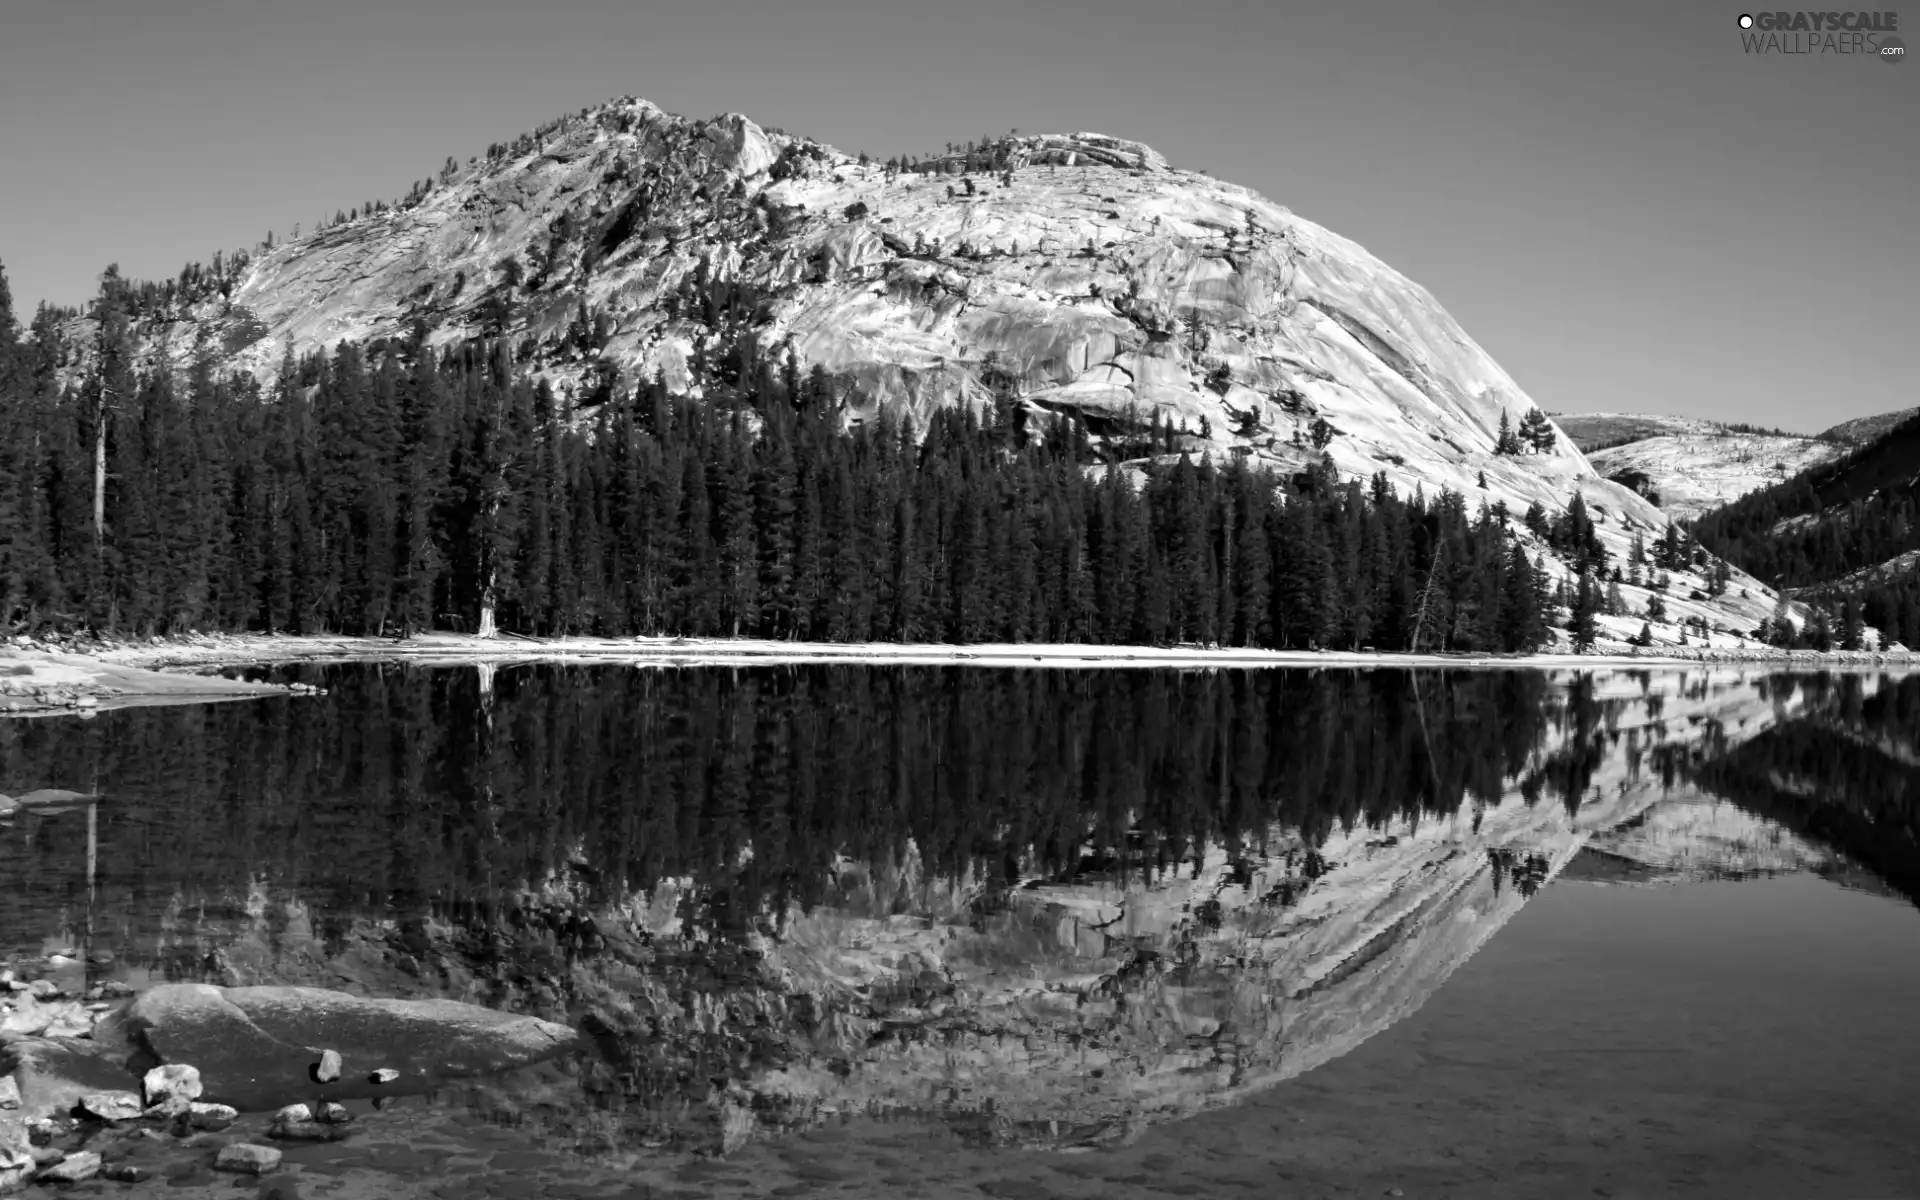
[55,96,1788,636]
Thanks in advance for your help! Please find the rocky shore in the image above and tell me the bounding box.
[0,964,589,1197]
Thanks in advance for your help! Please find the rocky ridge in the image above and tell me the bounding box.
[57,97,1790,634]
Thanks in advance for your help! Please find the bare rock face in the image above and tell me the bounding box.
[123,984,586,1109]
[57,97,1786,632]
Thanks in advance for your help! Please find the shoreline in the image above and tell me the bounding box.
[0,648,298,718]
[8,630,1916,680]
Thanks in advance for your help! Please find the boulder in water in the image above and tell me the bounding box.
[311,1048,341,1083]
[75,1091,142,1122]
[188,1101,237,1131]
[141,1063,202,1107]
[35,1150,100,1183]
[214,1143,281,1175]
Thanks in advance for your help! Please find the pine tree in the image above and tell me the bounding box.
[1494,411,1519,456]
[1567,570,1600,651]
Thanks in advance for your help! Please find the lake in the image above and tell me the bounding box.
[2,662,1917,1199]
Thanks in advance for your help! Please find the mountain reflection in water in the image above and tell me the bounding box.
[1,664,1914,1152]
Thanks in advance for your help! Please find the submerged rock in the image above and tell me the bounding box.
[213,1143,281,1175]
[125,984,585,1109]
[0,1040,143,1124]
[187,1102,237,1132]
[268,1118,344,1142]
[101,1163,152,1182]
[0,1146,31,1193]
[35,1150,99,1183]
[315,1101,352,1125]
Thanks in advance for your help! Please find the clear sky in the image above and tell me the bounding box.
[1,0,1912,430]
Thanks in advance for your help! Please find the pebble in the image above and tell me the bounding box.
[368,1067,400,1084]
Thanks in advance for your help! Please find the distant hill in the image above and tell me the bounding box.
[1820,407,1920,446]
[1693,410,1920,648]
[1550,413,1749,454]
[1551,412,1842,522]
[1585,434,1843,522]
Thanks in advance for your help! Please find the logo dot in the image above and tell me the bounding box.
[1881,34,1906,62]
[1738,13,1754,27]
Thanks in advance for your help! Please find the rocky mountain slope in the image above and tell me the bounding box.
[54,96,1787,632]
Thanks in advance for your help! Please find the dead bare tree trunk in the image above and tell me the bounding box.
[1411,540,1445,654]
[93,387,108,559]
[476,497,500,638]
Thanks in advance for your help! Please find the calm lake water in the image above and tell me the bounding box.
[3,663,1918,1199]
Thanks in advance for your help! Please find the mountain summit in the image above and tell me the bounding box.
[62,96,1787,636]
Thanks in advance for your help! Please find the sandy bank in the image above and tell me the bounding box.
[0,649,300,718]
